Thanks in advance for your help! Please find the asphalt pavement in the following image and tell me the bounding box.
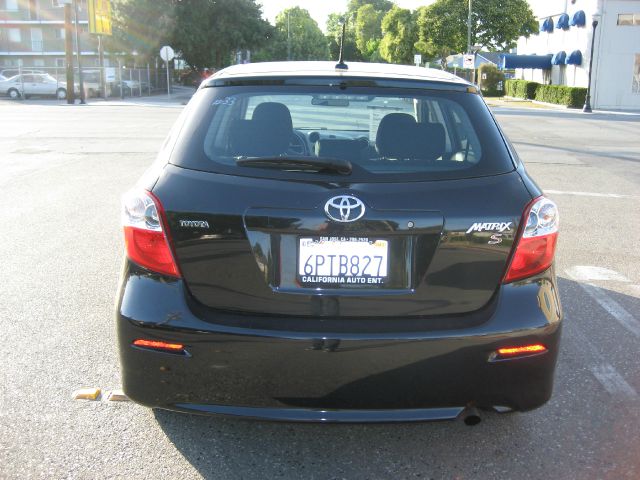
[0,97,639,479]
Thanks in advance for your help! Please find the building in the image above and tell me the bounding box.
[512,0,640,110]
[0,0,100,71]
[447,52,503,70]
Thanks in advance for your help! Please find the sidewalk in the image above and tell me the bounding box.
[484,96,640,116]
[484,96,559,110]
[97,85,194,108]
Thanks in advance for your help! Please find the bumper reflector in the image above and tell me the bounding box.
[132,339,185,353]
[493,344,547,360]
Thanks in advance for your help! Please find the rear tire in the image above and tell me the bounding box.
[8,88,20,99]
[56,88,67,100]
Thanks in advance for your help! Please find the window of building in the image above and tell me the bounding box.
[31,28,43,51]
[33,59,45,67]
[8,28,21,43]
[633,54,640,94]
[55,58,65,67]
[55,28,65,39]
[4,0,19,11]
[617,14,640,25]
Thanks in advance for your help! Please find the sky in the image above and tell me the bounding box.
[258,0,436,31]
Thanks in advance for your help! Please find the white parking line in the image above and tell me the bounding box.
[565,266,630,283]
[590,364,638,399]
[579,283,640,338]
[545,189,639,199]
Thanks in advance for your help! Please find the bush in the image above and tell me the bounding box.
[505,79,539,99]
[534,84,587,108]
[478,64,505,97]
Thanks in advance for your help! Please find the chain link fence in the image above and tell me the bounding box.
[1,64,172,100]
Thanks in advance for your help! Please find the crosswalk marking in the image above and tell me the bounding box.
[590,364,638,399]
[579,283,640,337]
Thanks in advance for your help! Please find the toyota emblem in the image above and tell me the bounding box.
[324,195,366,223]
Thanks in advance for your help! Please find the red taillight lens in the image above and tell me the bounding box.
[494,344,547,359]
[132,339,185,353]
[503,196,559,283]
[122,190,180,278]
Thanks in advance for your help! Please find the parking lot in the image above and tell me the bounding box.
[1,98,639,479]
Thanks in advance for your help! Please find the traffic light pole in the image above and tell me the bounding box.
[64,3,75,104]
[73,0,86,104]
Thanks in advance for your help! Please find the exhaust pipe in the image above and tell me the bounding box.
[462,405,481,426]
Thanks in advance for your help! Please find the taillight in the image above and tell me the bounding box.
[490,344,548,361]
[503,196,559,283]
[122,189,180,277]
[132,339,185,353]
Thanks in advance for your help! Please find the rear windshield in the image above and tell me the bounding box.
[171,84,513,182]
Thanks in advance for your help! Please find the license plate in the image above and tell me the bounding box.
[298,237,388,286]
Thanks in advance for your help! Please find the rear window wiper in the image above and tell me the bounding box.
[235,156,352,175]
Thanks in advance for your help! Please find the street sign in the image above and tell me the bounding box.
[463,54,475,69]
[88,0,112,36]
[105,67,116,82]
[414,54,422,66]
[160,46,175,98]
[160,46,175,62]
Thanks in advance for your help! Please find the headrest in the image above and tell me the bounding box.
[376,113,447,161]
[229,102,293,157]
[252,102,293,132]
[375,113,417,158]
[414,122,446,161]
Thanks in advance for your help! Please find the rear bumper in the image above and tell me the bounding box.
[116,262,562,422]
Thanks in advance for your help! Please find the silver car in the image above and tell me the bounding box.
[0,73,68,99]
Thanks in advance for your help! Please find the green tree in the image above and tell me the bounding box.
[262,7,329,61]
[471,0,538,51]
[416,0,537,68]
[326,13,363,62]
[379,6,417,65]
[347,0,393,16]
[108,0,176,62]
[415,1,466,68]
[111,0,271,70]
[171,0,271,69]
[354,4,384,60]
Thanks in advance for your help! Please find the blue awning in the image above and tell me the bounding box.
[500,54,553,70]
[551,51,567,65]
[557,13,570,30]
[540,17,555,32]
[565,50,583,65]
[570,10,586,27]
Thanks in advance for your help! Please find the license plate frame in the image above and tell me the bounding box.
[297,236,389,287]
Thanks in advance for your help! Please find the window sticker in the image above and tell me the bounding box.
[213,96,236,106]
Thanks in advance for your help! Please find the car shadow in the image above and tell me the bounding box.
[153,406,523,479]
[152,277,639,479]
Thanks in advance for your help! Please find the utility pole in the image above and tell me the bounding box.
[467,0,476,85]
[467,0,472,54]
[63,2,75,104]
[73,0,86,104]
[287,11,291,61]
[98,34,106,99]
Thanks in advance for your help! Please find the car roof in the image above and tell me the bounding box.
[207,61,470,87]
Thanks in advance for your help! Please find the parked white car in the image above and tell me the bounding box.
[0,73,68,99]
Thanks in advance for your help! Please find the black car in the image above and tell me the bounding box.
[117,61,561,424]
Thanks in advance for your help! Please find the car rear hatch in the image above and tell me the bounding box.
[154,166,530,317]
[151,80,531,318]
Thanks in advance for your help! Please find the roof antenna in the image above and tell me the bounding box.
[335,22,348,70]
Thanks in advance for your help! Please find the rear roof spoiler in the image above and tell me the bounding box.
[206,76,475,93]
